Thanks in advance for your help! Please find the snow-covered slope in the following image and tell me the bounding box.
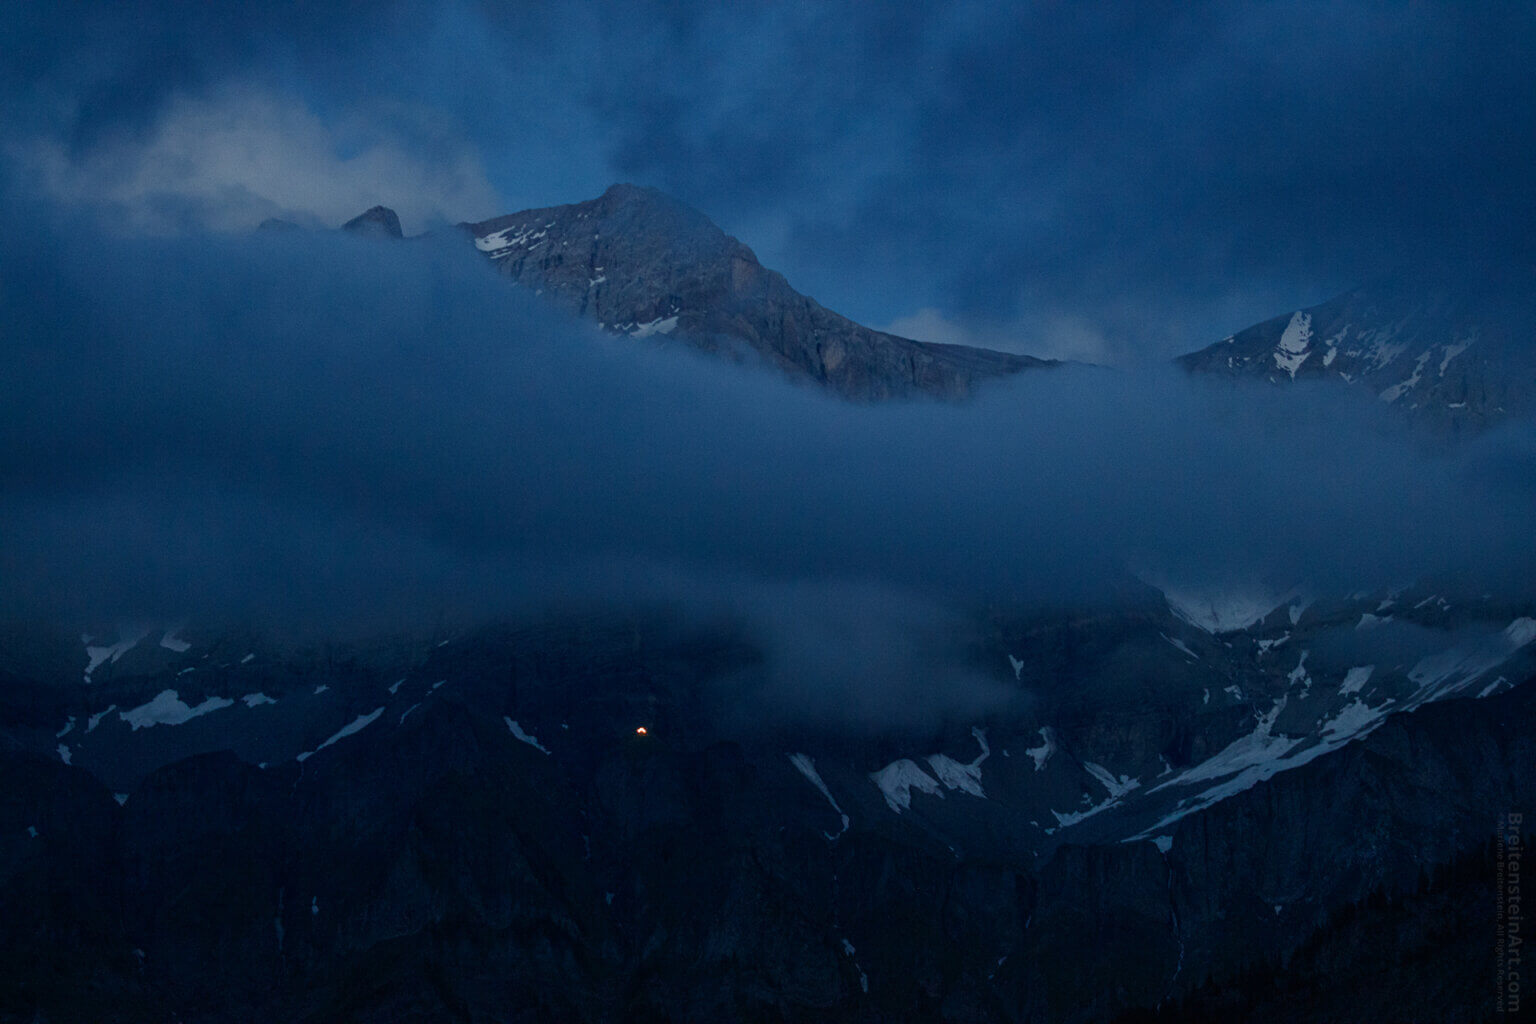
[1178,274,1536,432]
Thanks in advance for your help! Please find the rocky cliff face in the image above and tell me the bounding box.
[462,185,1052,400]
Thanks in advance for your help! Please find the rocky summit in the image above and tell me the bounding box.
[461,184,1053,400]
[343,205,405,240]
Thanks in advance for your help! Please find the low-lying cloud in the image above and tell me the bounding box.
[13,85,505,235]
[2,200,1534,697]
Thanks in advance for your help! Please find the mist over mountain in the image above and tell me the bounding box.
[4,192,1533,649]
[3,4,1535,1022]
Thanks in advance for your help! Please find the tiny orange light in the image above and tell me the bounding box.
[635,726,648,736]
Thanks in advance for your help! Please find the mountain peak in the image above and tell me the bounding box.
[342,206,403,239]
[1176,273,1536,432]
[599,181,665,203]
[463,187,1052,399]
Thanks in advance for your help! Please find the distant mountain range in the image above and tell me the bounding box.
[297,186,1535,429]
[1178,272,1536,432]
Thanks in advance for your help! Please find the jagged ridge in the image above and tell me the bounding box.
[461,184,1053,400]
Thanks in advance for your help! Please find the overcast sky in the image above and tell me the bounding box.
[4,1,1532,363]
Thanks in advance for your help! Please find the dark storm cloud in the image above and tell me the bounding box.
[573,2,1536,361]
[0,0,400,144]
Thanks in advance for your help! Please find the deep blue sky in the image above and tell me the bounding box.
[3,0,1533,362]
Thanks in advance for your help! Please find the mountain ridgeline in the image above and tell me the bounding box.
[1177,270,1536,432]
[318,185,1536,431]
[459,184,1053,400]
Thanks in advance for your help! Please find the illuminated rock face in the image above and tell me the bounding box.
[462,184,1055,401]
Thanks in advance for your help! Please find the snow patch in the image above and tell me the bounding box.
[1153,697,1299,794]
[57,744,71,765]
[1273,311,1313,378]
[1161,634,1198,660]
[1478,676,1509,699]
[1133,695,1395,840]
[1379,350,1432,403]
[788,753,850,839]
[1320,699,1392,742]
[1156,581,1293,634]
[83,625,152,681]
[296,707,384,762]
[1256,633,1290,656]
[1049,794,1117,830]
[1340,666,1374,695]
[159,626,191,653]
[870,759,943,813]
[505,717,551,755]
[1400,618,1536,706]
[1083,761,1140,800]
[871,729,989,812]
[1288,597,1314,625]
[242,692,276,708]
[1286,651,1311,690]
[1050,758,1142,831]
[1024,727,1056,771]
[474,224,547,258]
[1439,335,1474,376]
[630,315,679,338]
[926,727,990,798]
[121,690,235,730]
